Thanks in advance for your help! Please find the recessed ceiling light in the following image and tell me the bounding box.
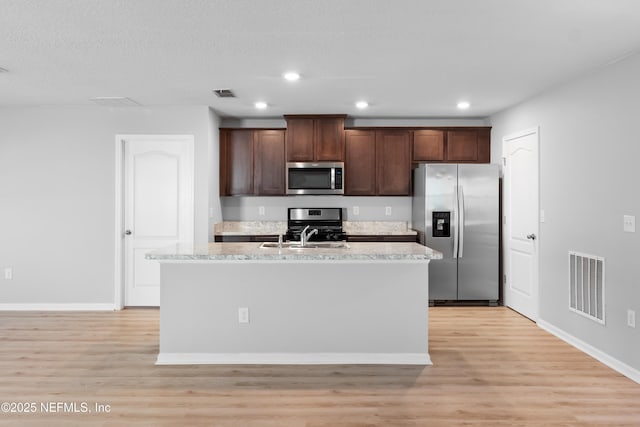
[356,101,369,109]
[283,72,300,81]
[457,101,471,110]
[254,101,268,109]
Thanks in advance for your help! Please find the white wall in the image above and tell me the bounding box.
[490,53,640,373]
[0,106,217,306]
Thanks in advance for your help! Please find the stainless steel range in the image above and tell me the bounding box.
[285,208,346,242]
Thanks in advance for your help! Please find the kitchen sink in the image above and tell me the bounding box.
[259,241,350,249]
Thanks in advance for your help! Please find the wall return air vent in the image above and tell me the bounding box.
[569,251,605,324]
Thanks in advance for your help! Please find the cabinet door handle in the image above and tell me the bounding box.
[125,230,132,236]
[526,233,536,240]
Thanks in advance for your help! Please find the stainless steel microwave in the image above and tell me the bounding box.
[286,162,344,195]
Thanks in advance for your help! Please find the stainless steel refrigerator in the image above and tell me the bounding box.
[412,164,499,302]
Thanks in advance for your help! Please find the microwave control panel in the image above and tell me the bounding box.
[335,169,343,189]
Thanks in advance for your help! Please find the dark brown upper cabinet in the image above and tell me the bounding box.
[220,129,285,196]
[345,129,411,196]
[345,130,376,195]
[285,115,346,162]
[376,130,411,195]
[446,128,491,163]
[221,129,253,196]
[254,130,286,195]
[411,128,491,163]
[413,130,445,161]
[220,123,491,198]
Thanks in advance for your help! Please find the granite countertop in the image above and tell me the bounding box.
[214,221,287,236]
[146,242,441,262]
[213,221,416,236]
[343,221,417,236]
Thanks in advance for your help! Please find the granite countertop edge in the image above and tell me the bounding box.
[147,253,434,261]
[146,242,442,262]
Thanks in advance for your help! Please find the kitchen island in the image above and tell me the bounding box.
[146,242,441,365]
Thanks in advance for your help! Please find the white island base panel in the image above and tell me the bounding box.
[156,260,431,365]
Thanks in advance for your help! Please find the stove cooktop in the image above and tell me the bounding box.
[285,207,346,242]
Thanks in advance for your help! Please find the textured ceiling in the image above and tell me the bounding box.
[1,0,640,118]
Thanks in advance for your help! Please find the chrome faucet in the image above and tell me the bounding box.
[300,225,318,246]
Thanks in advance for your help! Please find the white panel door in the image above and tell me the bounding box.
[503,128,539,321]
[124,137,194,306]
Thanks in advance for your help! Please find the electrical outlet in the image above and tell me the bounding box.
[353,206,359,216]
[238,307,249,324]
[628,309,636,328]
[540,209,545,223]
[4,268,12,280]
[385,206,392,216]
[623,215,635,233]
[258,206,265,216]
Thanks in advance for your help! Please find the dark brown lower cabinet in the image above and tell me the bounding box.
[214,235,280,243]
[216,235,415,243]
[346,235,417,242]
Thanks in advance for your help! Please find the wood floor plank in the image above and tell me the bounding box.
[0,307,639,426]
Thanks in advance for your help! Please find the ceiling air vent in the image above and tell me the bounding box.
[213,89,236,98]
[90,97,141,107]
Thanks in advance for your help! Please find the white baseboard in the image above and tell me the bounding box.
[537,319,640,384]
[156,352,432,366]
[0,303,116,311]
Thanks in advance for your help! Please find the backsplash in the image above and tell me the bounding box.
[213,220,415,236]
[220,196,412,222]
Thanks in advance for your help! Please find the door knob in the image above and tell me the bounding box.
[526,233,536,240]
[124,230,132,236]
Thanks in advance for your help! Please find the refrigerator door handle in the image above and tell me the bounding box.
[459,185,465,258]
[452,184,459,258]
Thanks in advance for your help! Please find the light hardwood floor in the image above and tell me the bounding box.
[0,307,638,426]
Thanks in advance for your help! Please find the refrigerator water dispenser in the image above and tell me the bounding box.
[432,211,451,237]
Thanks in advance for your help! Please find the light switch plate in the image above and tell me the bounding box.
[353,206,359,216]
[623,215,635,233]
[385,206,392,216]
[258,206,265,216]
[628,309,636,328]
[4,268,12,280]
[540,209,545,223]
